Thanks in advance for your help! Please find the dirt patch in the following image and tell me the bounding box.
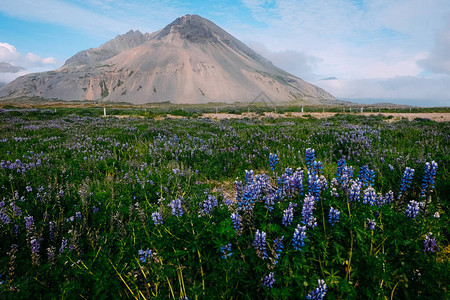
[200,112,450,122]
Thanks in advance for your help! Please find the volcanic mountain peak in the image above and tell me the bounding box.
[63,29,149,67]
[0,14,335,104]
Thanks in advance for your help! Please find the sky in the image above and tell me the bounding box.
[0,0,449,106]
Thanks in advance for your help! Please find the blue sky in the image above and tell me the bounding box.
[1,0,449,106]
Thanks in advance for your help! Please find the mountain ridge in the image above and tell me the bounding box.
[0,14,335,104]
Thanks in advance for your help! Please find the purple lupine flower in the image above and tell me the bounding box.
[305,148,315,171]
[223,198,234,207]
[307,172,321,199]
[306,279,327,300]
[282,204,295,227]
[253,229,268,259]
[384,190,394,204]
[362,186,377,206]
[348,180,362,202]
[49,221,55,240]
[220,243,233,259]
[358,165,375,188]
[138,248,153,263]
[25,215,34,231]
[244,170,254,185]
[168,198,183,217]
[269,153,279,171]
[151,212,163,225]
[301,195,317,228]
[398,167,415,199]
[421,161,438,197]
[367,218,376,230]
[30,237,40,254]
[92,206,99,213]
[230,213,242,233]
[272,236,284,264]
[10,202,22,216]
[328,207,340,225]
[0,204,10,224]
[199,194,217,215]
[264,194,276,211]
[292,224,306,250]
[59,238,67,253]
[26,185,32,193]
[330,187,339,197]
[262,272,275,289]
[405,200,421,218]
[423,232,437,252]
[75,212,82,220]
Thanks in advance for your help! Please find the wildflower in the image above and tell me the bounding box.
[59,238,67,253]
[220,243,233,259]
[398,167,415,199]
[306,279,327,300]
[434,211,440,218]
[264,194,276,211]
[253,229,268,259]
[244,169,254,185]
[230,213,242,233]
[199,194,217,215]
[292,224,306,250]
[272,236,284,264]
[10,202,22,216]
[282,204,295,227]
[168,198,183,217]
[151,212,163,225]
[26,185,32,193]
[138,248,153,263]
[328,207,340,225]
[263,272,275,289]
[49,221,55,240]
[92,206,99,213]
[330,187,339,197]
[358,165,375,188]
[421,161,438,197]
[405,200,420,218]
[25,215,34,232]
[301,195,317,228]
[362,186,377,206]
[0,206,10,224]
[384,190,394,204]
[348,180,362,202]
[305,148,315,171]
[269,153,279,171]
[367,218,376,230]
[30,237,40,254]
[423,232,437,252]
[75,211,82,220]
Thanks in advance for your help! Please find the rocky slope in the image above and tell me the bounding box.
[0,14,335,104]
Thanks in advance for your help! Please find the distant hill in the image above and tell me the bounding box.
[0,15,335,104]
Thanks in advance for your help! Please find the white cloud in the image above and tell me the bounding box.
[246,41,321,80]
[0,43,21,62]
[315,76,450,106]
[418,15,450,75]
[0,0,131,38]
[0,42,58,83]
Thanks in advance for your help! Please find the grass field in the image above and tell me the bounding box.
[0,107,448,298]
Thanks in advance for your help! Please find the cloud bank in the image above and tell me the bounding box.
[0,42,57,84]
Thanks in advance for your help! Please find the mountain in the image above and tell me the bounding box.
[0,62,25,73]
[0,14,335,104]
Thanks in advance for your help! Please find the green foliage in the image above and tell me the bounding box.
[0,111,448,298]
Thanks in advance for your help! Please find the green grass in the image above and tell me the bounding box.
[0,110,448,299]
